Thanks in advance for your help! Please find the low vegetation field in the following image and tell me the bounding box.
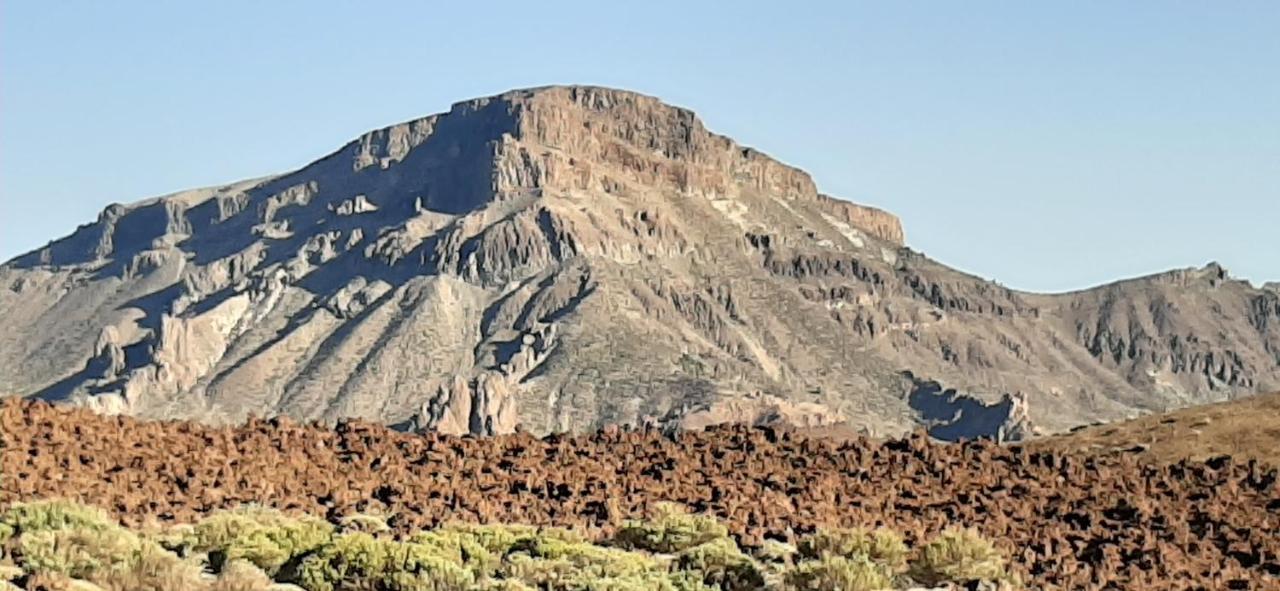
[0,499,1015,590]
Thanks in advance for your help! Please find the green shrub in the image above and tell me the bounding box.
[557,572,686,591]
[497,567,693,591]
[500,552,574,587]
[17,524,204,591]
[612,503,730,553]
[421,522,583,567]
[797,527,907,572]
[385,541,476,591]
[757,539,798,565]
[17,527,140,579]
[783,555,893,591]
[194,507,334,575]
[909,527,1011,586]
[210,558,273,591]
[0,562,22,581]
[296,533,387,591]
[296,533,475,591]
[0,501,115,543]
[474,579,536,591]
[91,542,205,591]
[667,570,719,591]
[148,524,199,557]
[407,528,506,575]
[338,513,391,535]
[675,536,764,591]
[22,573,108,591]
[499,533,677,591]
[514,534,662,577]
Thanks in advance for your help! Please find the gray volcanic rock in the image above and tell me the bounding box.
[1,86,1276,439]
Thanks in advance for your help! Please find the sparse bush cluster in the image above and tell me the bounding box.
[0,500,1017,591]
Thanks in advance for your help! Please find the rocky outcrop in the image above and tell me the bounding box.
[409,374,519,436]
[664,392,848,432]
[0,85,1276,437]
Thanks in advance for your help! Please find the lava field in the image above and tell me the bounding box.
[2,399,1277,589]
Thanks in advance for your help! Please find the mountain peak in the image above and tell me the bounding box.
[1,87,1275,440]
[343,84,904,243]
[7,85,904,272]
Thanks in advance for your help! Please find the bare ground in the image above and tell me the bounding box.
[1027,391,1280,465]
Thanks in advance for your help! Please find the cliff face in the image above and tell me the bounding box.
[1,86,1275,439]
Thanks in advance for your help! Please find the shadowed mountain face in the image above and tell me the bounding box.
[2,86,1277,439]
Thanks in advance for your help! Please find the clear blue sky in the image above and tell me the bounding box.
[2,1,1276,292]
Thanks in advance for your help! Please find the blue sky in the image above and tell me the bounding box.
[2,1,1276,292]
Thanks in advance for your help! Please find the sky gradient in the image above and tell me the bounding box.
[2,1,1276,292]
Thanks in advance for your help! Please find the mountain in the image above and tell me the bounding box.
[2,86,1277,439]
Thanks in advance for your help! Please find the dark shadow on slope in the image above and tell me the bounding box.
[31,366,96,403]
[124,284,185,333]
[512,264,596,330]
[479,274,545,336]
[905,371,1021,442]
[182,96,521,269]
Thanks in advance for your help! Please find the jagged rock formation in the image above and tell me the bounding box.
[1,86,1277,439]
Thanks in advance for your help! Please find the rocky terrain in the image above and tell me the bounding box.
[1,85,1277,438]
[3,398,1277,589]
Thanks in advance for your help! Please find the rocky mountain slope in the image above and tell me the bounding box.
[1,85,1277,438]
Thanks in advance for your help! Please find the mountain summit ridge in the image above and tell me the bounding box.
[2,85,1277,438]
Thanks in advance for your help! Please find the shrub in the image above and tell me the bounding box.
[556,572,686,591]
[90,542,205,591]
[757,539,798,565]
[406,527,511,575]
[420,522,581,563]
[667,570,719,591]
[210,559,274,591]
[510,534,662,577]
[500,552,574,587]
[21,572,108,591]
[194,507,334,575]
[0,562,22,582]
[474,580,536,591]
[499,568,694,591]
[147,524,199,557]
[383,541,475,591]
[296,533,387,591]
[675,536,765,591]
[296,533,474,591]
[909,527,1011,586]
[612,503,730,553]
[18,524,205,591]
[783,555,893,591]
[338,513,391,535]
[797,527,907,572]
[499,533,676,591]
[17,527,140,579]
[0,501,115,544]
